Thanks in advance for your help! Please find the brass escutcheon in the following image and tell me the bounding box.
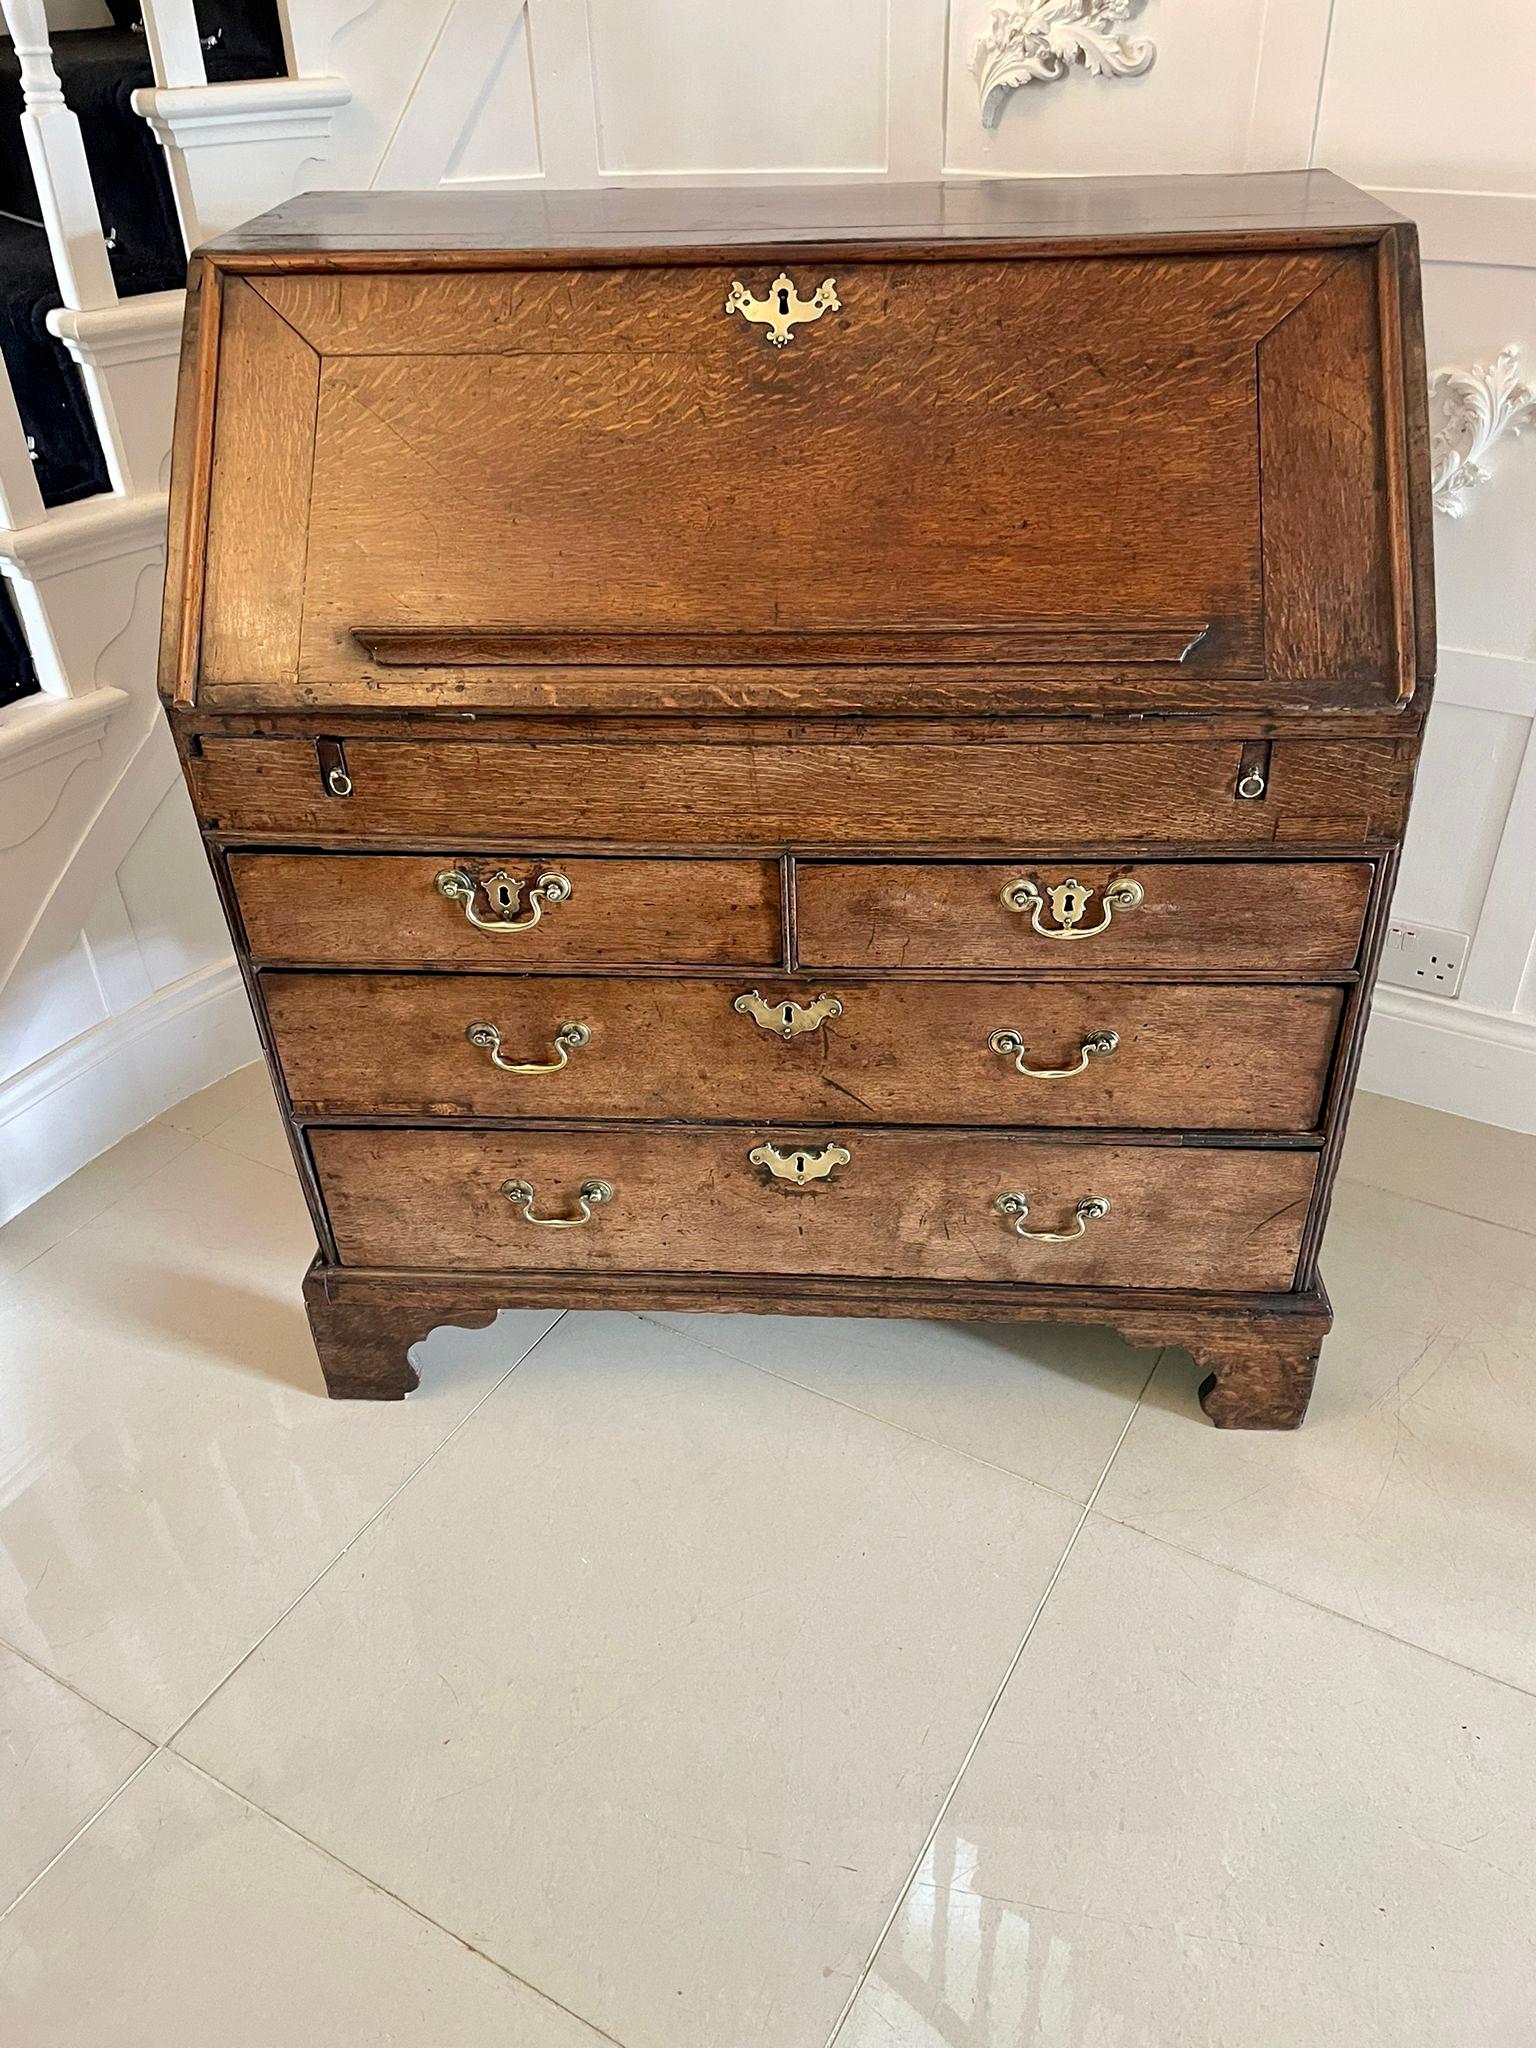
[994,1192,1111,1244]
[1000,874,1144,941]
[734,990,844,1041]
[724,272,840,347]
[500,1177,612,1228]
[988,1027,1120,1080]
[466,1020,590,1075]
[749,1141,851,1188]
[435,865,572,933]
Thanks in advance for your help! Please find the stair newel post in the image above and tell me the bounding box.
[0,0,117,312]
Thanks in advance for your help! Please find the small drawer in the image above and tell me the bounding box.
[269,974,1344,1133]
[795,860,1372,972]
[229,853,782,968]
[310,1126,1316,1292]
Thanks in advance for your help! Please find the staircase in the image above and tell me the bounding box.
[0,0,352,1220]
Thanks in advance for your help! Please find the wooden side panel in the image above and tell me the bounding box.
[311,1126,1317,1291]
[1259,253,1397,694]
[189,738,1412,848]
[229,854,784,967]
[796,862,1372,971]
[266,973,1345,1132]
[200,278,319,690]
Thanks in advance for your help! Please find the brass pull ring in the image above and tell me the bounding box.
[734,990,844,1041]
[1000,875,1144,941]
[994,1193,1110,1243]
[435,867,572,933]
[500,1177,612,1228]
[988,1028,1119,1080]
[466,1020,590,1075]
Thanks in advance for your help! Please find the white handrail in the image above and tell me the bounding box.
[138,0,210,90]
[0,0,117,312]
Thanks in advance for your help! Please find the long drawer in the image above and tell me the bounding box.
[268,973,1345,1132]
[311,1127,1316,1291]
[796,860,1373,971]
[230,853,783,967]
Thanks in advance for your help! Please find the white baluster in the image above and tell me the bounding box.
[138,0,210,89]
[0,366,46,537]
[0,0,117,312]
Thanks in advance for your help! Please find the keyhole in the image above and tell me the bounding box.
[793,1153,808,1175]
[781,1005,795,1029]
[491,878,516,914]
[777,287,790,316]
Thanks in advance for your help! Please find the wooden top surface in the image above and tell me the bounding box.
[202,171,1406,262]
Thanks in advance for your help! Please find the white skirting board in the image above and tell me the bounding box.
[0,958,260,1225]
[1358,987,1536,1137]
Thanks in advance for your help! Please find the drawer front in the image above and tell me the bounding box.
[230,854,782,967]
[192,738,1413,849]
[797,860,1372,971]
[181,250,1419,713]
[269,974,1344,1133]
[311,1126,1316,1291]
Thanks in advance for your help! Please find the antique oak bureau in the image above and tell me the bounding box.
[161,174,1432,1428]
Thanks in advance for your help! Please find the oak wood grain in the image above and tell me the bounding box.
[311,1126,1316,1292]
[199,279,318,690]
[796,860,1373,972]
[189,737,1413,847]
[265,973,1344,1132]
[229,853,784,968]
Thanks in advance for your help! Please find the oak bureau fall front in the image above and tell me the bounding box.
[160,173,1434,1426]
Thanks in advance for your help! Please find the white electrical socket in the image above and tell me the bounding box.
[1377,919,1469,998]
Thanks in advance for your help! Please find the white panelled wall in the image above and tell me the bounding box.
[3,0,1533,1222]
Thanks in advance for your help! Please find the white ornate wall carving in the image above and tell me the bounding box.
[1430,347,1536,519]
[970,1,1156,131]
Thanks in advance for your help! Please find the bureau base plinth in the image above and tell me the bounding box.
[302,1263,499,1401]
[300,1261,1331,1429]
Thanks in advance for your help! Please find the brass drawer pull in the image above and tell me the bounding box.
[435,866,572,933]
[724,272,839,348]
[1001,875,1144,940]
[734,990,844,1040]
[500,1177,612,1228]
[995,1192,1110,1243]
[749,1141,850,1187]
[466,1020,590,1075]
[988,1027,1119,1079]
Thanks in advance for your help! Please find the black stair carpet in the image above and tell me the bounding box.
[0,569,39,709]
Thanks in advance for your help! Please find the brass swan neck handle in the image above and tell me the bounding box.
[994,1193,1111,1244]
[988,1028,1119,1079]
[466,1021,590,1075]
[435,866,572,933]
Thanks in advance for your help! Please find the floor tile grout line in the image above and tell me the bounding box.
[0,1125,203,1288]
[169,1753,632,2048]
[634,1311,1140,1510]
[0,1632,159,1748]
[1089,1506,1536,1709]
[820,1350,1162,2048]
[159,1310,570,1752]
[1335,1170,1536,1242]
[0,1750,159,1924]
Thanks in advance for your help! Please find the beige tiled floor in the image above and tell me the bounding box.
[1,1066,1533,2045]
